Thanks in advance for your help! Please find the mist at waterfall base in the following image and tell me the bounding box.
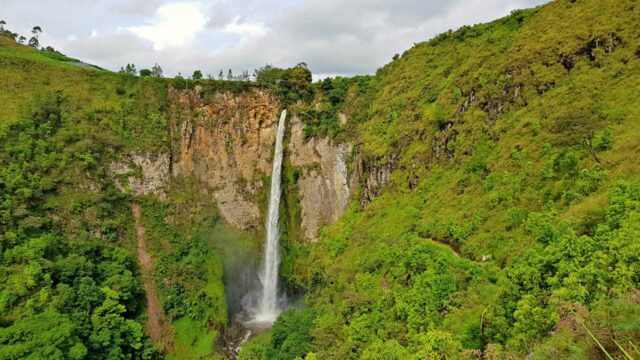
[242,109,288,326]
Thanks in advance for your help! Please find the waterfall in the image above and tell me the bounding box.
[253,109,287,324]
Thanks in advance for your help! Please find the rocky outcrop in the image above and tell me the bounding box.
[111,86,357,239]
[170,86,278,230]
[359,155,395,208]
[288,116,353,240]
[108,153,171,199]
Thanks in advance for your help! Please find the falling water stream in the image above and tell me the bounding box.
[252,109,287,324]
[223,110,287,358]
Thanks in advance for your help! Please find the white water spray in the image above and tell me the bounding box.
[253,109,287,324]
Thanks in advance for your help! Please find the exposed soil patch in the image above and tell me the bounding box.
[131,203,173,350]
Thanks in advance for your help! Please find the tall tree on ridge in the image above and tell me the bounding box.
[28,26,42,49]
[151,63,163,77]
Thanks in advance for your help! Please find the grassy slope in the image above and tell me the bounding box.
[288,0,640,358]
[0,35,170,152]
[345,0,640,263]
[0,35,235,359]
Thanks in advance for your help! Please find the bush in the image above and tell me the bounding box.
[270,309,316,360]
[239,309,316,360]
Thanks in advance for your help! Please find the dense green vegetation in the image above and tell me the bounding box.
[239,308,317,360]
[256,0,640,358]
[255,63,314,106]
[0,93,157,358]
[137,194,228,359]
[2,0,640,358]
[0,36,232,359]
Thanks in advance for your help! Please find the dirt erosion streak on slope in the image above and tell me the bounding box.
[131,203,173,350]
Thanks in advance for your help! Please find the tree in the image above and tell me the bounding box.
[0,21,18,40]
[122,63,136,75]
[227,69,234,80]
[28,34,39,49]
[218,70,224,80]
[139,69,152,77]
[254,64,285,85]
[119,64,137,75]
[172,72,188,89]
[192,70,203,80]
[18,36,26,44]
[277,63,313,103]
[151,63,163,77]
[0,310,85,359]
[89,288,146,357]
[28,26,42,49]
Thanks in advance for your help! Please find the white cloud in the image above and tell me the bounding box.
[196,0,550,77]
[1,0,551,77]
[107,0,162,16]
[223,16,268,36]
[128,2,208,50]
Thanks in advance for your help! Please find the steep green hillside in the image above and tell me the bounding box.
[246,0,640,358]
[0,34,235,359]
[1,0,640,358]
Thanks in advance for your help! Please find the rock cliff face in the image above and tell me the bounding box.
[358,155,396,208]
[166,86,355,240]
[108,153,171,199]
[169,86,278,230]
[288,116,354,240]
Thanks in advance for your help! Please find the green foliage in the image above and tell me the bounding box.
[278,164,307,291]
[595,127,614,151]
[291,0,640,358]
[293,75,373,141]
[172,74,188,89]
[255,63,313,105]
[137,193,229,358]
[255,65,286,86]
[270,309,316,359]
[298,106,342,140]
[0,87,157,358]
[238,332,271,360]
[171,316,217,359]
[3,0,640,359]
[319,77,350,106]
[40,49,80,63]
[0,311,85,359]
[240,309,316,360]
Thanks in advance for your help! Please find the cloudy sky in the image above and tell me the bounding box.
[1,0,548,78]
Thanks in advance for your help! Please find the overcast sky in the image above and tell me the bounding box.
[1,0,548,78]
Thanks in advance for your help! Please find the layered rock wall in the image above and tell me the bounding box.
[168,86,356,240]
[108,86,360,240]
[288,117,354,240]
[170,86,278,230]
